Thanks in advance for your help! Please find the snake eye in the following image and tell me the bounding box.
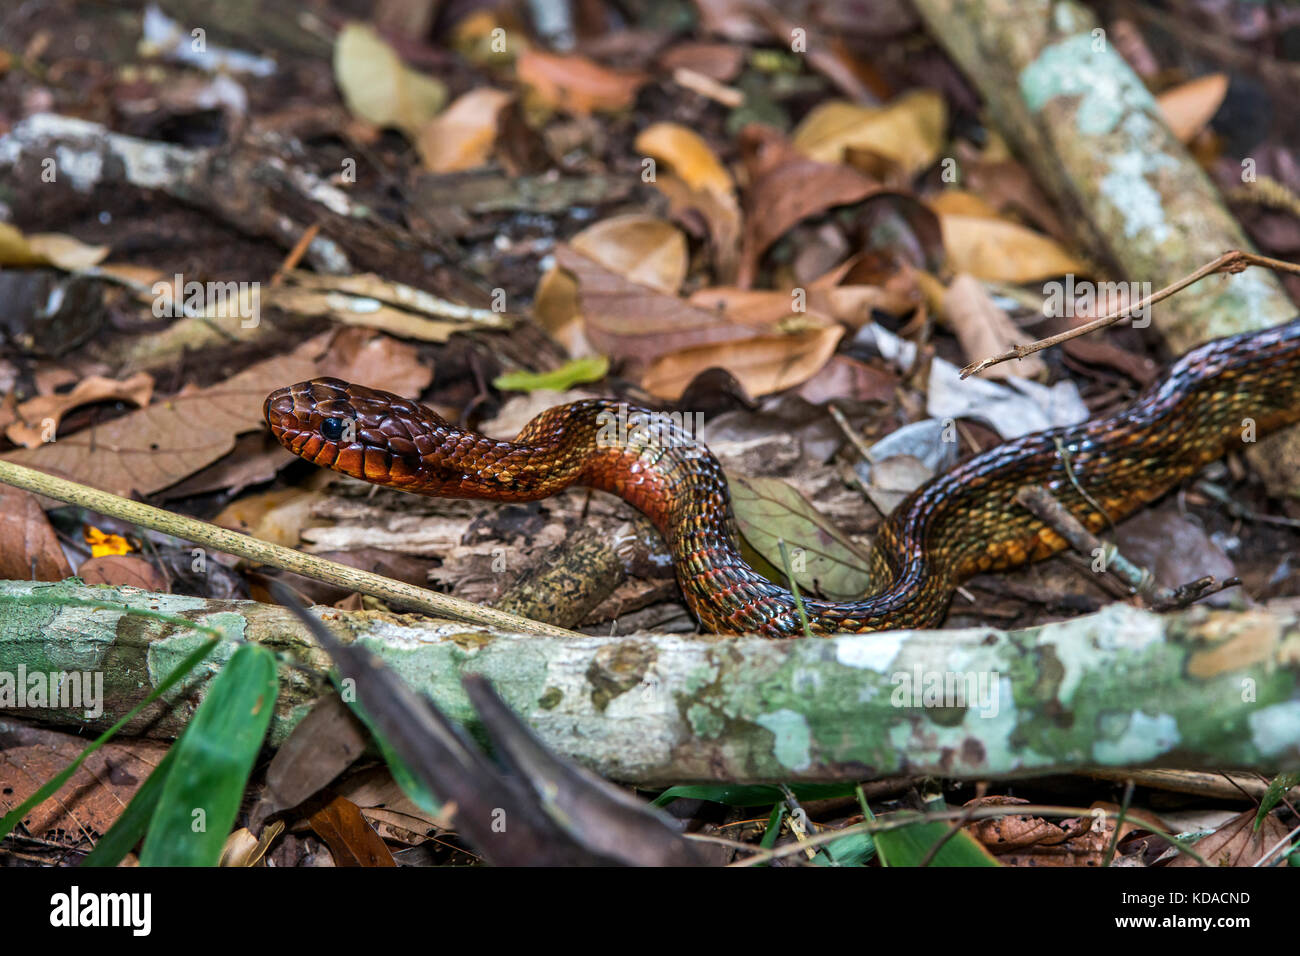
[320,416,349,442]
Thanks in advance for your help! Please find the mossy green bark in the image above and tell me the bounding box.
[2,580,1298,783]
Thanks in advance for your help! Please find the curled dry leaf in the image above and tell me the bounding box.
[569,214,689,295]
[635,123,741,283]
[641,324,844,400]
[942,274,1046,381]
[791,90,948,178]
[738,125,878,287]
[78,555,167,591]
[0,484,73,581]
[416,87,514,173]
[1156,73,1229,144]
[6,371,155,448]
[515,49,648,115]
[728,474,872,600]
[333,22,446,136]
[532,266,591,356]
[939,213,1089,283]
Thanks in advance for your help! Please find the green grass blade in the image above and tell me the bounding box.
[79,745,179,867]
[873,812,1000,867]
[0,633,220,844]
[138,644,278,866]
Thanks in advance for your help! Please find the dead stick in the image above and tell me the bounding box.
[0,459,579,638]
[961,250,1300,379]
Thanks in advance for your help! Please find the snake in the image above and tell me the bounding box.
[265,317,1300,637]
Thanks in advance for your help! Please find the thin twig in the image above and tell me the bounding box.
[0,459,579,638]
[960,251,1300,379]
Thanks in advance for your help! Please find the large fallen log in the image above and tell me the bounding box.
[2,580,1297,784]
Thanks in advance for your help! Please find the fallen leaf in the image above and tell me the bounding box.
[494,355,609,392]
[333,22,446,136]
[939,213,1089,282]
[729,474,872,600]
[943,274,1046,380]
[308,794,398,867]
[516,49,647,115]
[738,124,878,286]
[323,328,433,398]
[1169,807,1293,867]
[78,555,167,590]
[0,484,72,581]
[791,90,947,178]
[6,372,154,448]
[556,244,755,362]
[569,215,689,295]
[532,266,591,356]
[0,722,170,843]
[796,354,897,405]
[927,189,1004,219]
[416,87,514,172]
[1157,73,1228,144]
[0,222,109,270]
[213,487,327,547]
[1,337,326,497]
[635,122,734,196]
[641,324,844,400]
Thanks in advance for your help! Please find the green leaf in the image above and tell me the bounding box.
[1256,772,1300,831]
[729,475,873,600]
[873,811,1000,867]
[139,645,279,866]
[338,682,442,816]
[80,746,178,867]
[493,355,609,392]
[0,631,221,845]
[652,782,859,808]
[812,829,876,866]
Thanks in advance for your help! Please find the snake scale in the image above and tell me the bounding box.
[266,317,1300,637]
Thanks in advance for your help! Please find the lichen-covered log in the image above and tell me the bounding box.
[2,580,1298,784]
[911,0,1300,494]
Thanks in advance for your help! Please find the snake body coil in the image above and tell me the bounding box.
[266,317,1300,637]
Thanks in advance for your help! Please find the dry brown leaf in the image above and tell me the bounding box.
[324,328,433,398]
[569,214,689,295]
[213,488,328,547]
[796,354,897,404]
[940,213,1089,282]
[1,336,326,497]
[308,794,397,867]
[641,324,843,400]
[943,274,1046,380]
[0,722,170,843]
[791,90,947,177]
[1169,807,1293,867]
[416,87,514,172]
[78,555,167,591]
[556,244,755,362]
[1157,73,1229,144]
[515,49,648,115]
[738,125,878,286]
[6,372,155,448]
[0,484,73,581]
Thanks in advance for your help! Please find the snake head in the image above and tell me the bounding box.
[264,377,435,488]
